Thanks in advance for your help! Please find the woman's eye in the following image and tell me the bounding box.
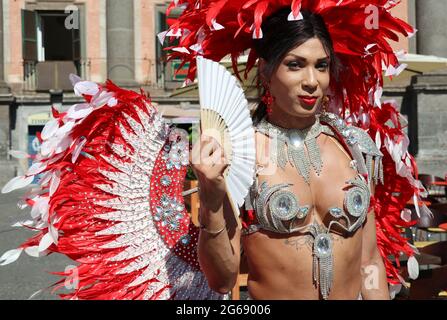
[287,62,301,69]
[317,63,329,71]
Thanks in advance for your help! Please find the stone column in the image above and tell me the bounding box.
[106,0,138,87]
[407,0,417,54]
[410,1,447,176]
[410,71,447,177]
[416,0,447,56]
[0,0,10,93]
[0,0,13,164]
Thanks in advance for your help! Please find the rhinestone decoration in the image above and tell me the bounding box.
[320,111,384,185]
[256,116,334,184]
[161,128,190,171]
[312,231,334,300]
[288,130,304,148]
[353,193,363,210]
[345,188,367,218]
[297,206,310,219]
[154,194,184,231]
[343,175,370,223]
[329,207,343,218]
[160,175,172,187]
[346,135,358,146]
[269,190,298,221]
[342,128,349,137]
[180,234,191,246]
[314,233,332,259]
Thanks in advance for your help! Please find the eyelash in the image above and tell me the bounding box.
[287,61,329,71]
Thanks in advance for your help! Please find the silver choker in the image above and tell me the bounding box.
[256,116,334,184]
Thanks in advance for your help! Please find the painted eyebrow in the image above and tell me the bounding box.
[285,54,330,63]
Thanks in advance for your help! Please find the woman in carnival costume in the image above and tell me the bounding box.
[1,0,427,300]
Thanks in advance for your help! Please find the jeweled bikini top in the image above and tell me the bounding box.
[241,111,383,299]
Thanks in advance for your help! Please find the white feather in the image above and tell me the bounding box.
[48,223,59,245]
[8,150,29,159]
[375,131,382,149]
[11,220,34,228]
[189,43,203,54]
[28,289,43,300]
[287,10,303,21]
[0,248,23,266]
[24,246,40,258]
[17,199,29,210]
[407,256,419,280]
[394,63,407,76]
[72,136,87,163]
[31,197,49,219]
[41,119,59,140]
[40,138,57,157]
[55,136,73,154]
[38,233,54,252]
[74,80,99,97]
[108,97,118,107]
[69,73,81,86]
[56,121,76,137]
[166,28,182,37]
[91,90,115,109]
[2,175,34,194]
[211,19,224,31]
[413,193,421,218]
[157,30,168,45]
[172,47,190,54]
[37,171,52,186]
[374,86,383,107]
[27,161,46,176]
[49,170,61,196]
[389,284,402,300]
[67,103,93,120]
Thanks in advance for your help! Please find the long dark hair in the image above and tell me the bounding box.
[251,7,340,125]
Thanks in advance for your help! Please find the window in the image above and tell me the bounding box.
[22,10,80,62]
[22,8,83,90]
[155,4,189,89]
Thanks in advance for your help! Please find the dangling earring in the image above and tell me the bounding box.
[262,87,274,115]
[321,95,330,113]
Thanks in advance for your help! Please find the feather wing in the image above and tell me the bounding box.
[1,77,224,300]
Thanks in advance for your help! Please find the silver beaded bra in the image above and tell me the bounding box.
[242,112,384,299]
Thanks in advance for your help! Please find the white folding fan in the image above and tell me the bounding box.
[196,56,256,228]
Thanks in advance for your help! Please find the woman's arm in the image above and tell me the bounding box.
[190,134,241,294]
[198,195,241,294]
[360,209,390,300]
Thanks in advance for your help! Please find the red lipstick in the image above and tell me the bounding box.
[298,96,318,107]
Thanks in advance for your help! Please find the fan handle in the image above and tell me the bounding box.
[223,174,243,230]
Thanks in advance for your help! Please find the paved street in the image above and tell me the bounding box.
[0,190,72,300]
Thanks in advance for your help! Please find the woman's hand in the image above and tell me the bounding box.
[189,134,229,211]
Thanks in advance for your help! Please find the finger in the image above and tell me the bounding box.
[202,134,223,153]
[200,140,216,163]
[191,138,204,166]
[208,141,227,163]
[209,157,230,178]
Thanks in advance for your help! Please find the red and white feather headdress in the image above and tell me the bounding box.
[161,0,414,114]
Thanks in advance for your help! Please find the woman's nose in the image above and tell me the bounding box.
[302,68,318,93]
